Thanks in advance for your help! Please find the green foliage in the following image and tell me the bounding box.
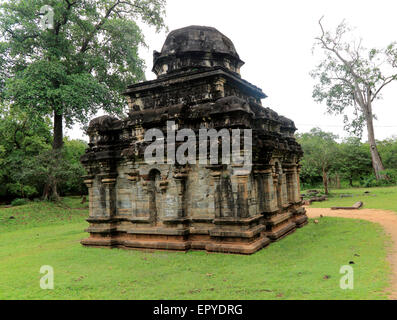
[297,128,338,191]
[0,105,87,201]
[0,0,167,127]
[337,137,372,186]
[298,128,397,190]
[0,104,52,199]
[361,175,382,188]
[384,169,397,183]
[0,0,166,199]
[61,139,88,195]
[362,169,397,188]
[0,198,390,299]
[378,137,397,169]
[311,19,396,180]
[0,0,167,199]
[10,198,28,206]
[18,140,88,200]
[311,19,397,137]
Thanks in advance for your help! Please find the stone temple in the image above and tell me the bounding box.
[80,26,308,254]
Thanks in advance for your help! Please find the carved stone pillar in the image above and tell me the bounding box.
[173,167,188,218]
[255,167,278,214]
[83,175,94,217]
[292,164,308,228]
[284,164,300,204]
[80,160,118,248]
[207,165,223,218]
[260,162,297,242]
[101,176,117,218]
[126,164,138,217]
[297,165,302,202]
[280,169,288,207]
[232,173,250,218]
[98,158,118,218]
[292,165,301,203]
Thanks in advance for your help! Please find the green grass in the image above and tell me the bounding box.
[0,196,88,232]
[306,186,397,212]
[0,196,391,300]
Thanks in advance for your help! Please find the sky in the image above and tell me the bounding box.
[67,0,397,142]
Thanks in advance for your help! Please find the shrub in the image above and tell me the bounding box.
[11,198,29,206]
[361,169,397,188]
[383,169,397,184]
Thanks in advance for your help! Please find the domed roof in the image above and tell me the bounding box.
[152,26,244,77]
[159,25,240,59]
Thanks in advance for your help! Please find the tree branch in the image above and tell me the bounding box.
[371,74,397,102]
[54,0,77,36]
[80,0,122,53]
[316,18,370,107]
[316,18,365,84]
[5,27,39,42]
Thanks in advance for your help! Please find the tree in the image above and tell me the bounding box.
[311,17,397,180]
[26,146,84,201]
[0,0,167,198]
[0,104,88,201]
[297,128,338,194]
[61,138,88,196]
[336,137,372,187]
[0,104,52,199]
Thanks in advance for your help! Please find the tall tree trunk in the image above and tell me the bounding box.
[42,111,63,201]
[53,111,64,150]
[336,173,341,189]
[365,102,385,180]
[322,167,329,195]
[42,176,60,202]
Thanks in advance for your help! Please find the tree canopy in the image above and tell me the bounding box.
[297,128,338,194]
[0,104,87,200]
[0,0,167,147]
[298,128,397,191]
[311,17,397,180]
[0,0,167,199]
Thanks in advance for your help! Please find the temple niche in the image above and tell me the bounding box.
[80,26,308,254]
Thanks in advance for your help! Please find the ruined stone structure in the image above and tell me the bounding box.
[81,26,308,254]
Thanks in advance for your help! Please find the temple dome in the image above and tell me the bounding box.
[152,25,245,77]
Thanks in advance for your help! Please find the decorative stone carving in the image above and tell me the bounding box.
[80,25,307,254]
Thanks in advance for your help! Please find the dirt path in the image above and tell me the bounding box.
[306,207,397,300]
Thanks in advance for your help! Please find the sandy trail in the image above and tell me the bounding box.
[306,208,397,300]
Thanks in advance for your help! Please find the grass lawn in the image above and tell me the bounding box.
[0,197,391,300]
[306,186,397,212]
